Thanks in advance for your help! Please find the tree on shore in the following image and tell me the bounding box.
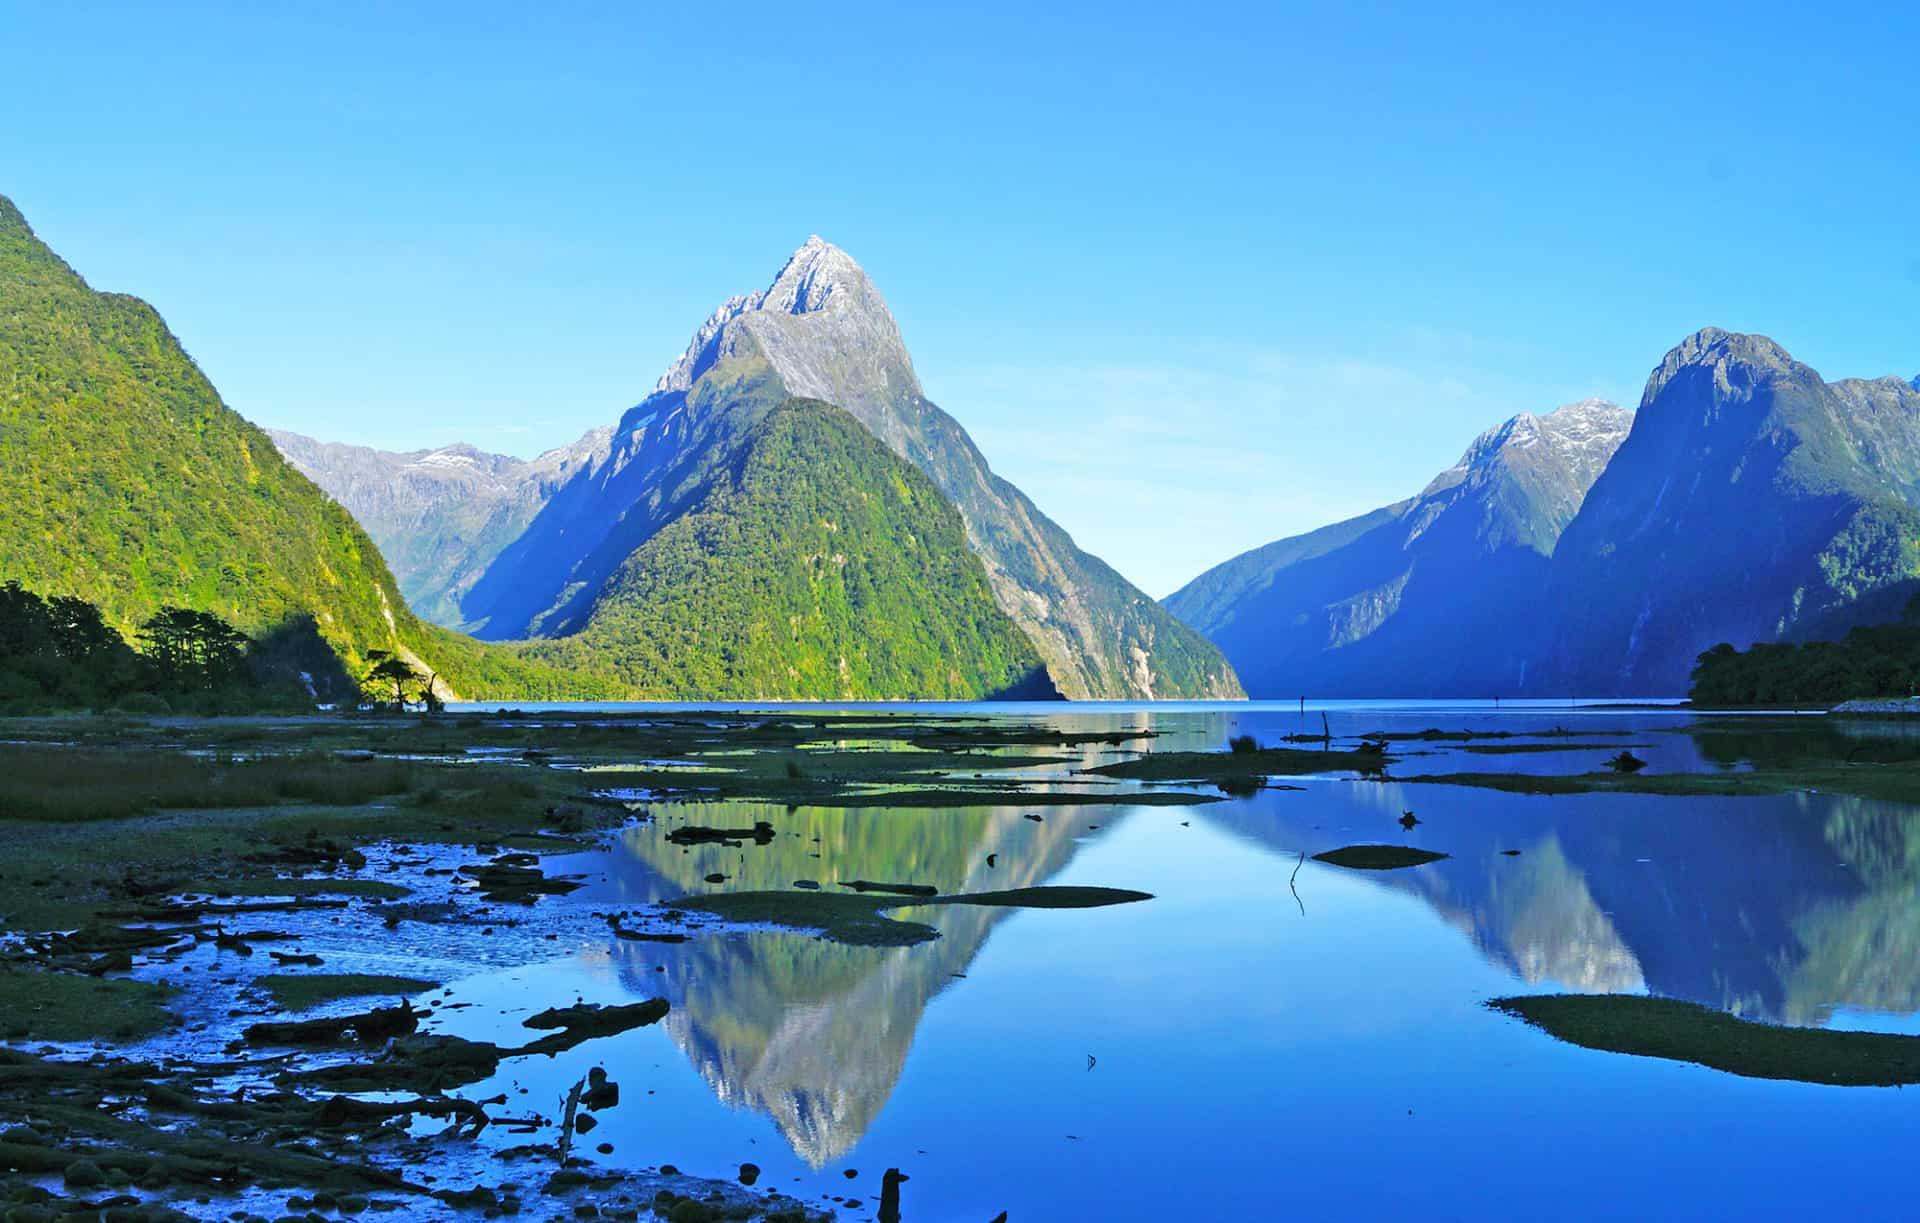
[363,650,429,711]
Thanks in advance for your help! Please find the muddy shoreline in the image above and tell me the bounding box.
[0,710,1226,1221]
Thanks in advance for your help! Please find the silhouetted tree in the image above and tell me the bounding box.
[139,607,249,691]
[0,582,146,706]
[362,651,425,711]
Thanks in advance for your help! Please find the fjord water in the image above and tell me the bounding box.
[435,703,1920,1219]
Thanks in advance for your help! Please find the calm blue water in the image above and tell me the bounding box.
[417,704,1920,1220]
[451,697,1697,716]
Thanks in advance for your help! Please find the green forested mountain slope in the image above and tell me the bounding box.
[526,398,1053,699]
[0,195,1047,701]
[0,193,612,700]
[0,195,408,670]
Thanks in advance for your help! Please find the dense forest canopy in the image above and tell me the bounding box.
[1690,598,1920,705]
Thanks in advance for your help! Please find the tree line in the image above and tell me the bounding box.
[0,582,438,714]
[1690,600,1920,706]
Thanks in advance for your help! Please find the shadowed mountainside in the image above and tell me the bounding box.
[1538,330,1920,694]
[1167,400,1629,696]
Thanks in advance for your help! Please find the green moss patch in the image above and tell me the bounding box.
[0,967,173,1041]
[931,886,1154,908]
[1489,994,1920,1086]
[257,974,440,1010]
[1404,765,1920,805]
[1312,845,1449,870]
[677,891,938,946]
[677,884,1154,946]
[1456,742,1652,756]
[1085,746,1392,783]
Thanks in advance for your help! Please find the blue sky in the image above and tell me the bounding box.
[3,3,1915,595]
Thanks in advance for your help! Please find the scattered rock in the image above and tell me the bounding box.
[244,1000,419,1047]
[665,823,775,847]
[61,1159,104,1189]
[583,1068,619,1111]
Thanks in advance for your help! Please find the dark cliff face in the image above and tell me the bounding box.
[461,237,1243,699]
[1167,401,1629,697]
[1538,329,1920,695]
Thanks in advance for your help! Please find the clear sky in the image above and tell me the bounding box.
[3,3,1915,595]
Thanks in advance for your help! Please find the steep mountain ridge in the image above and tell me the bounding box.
[1537,328,1920,693]
[1166,400,1631,696]
[0,193,625,701]
[464,238,1242,699]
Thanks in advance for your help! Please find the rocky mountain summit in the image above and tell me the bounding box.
[459,237,1241,699]
[651,236,919,424]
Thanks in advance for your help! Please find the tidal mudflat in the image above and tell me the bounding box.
[4,703,1920,1219]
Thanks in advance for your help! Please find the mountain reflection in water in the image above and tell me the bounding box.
[1202,781,1920,1025]
[597,798,1108,1165]
[561,712,1920,1170]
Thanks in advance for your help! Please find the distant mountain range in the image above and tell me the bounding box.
[12,181,1918,702]
[267,428,611,629]
[282,237,1241,700]
[0,193,1146,700]
[1170,331,1920,697]
[1167,400,1631,695]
